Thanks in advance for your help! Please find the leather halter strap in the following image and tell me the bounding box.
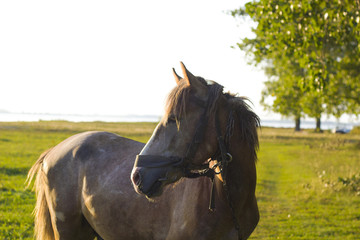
[134,155,184,168]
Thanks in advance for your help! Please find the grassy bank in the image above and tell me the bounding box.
[0,121,359,239]
[253,128,360,239]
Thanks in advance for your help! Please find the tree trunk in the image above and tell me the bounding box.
[315,117,321,132]
[295,117,301,131]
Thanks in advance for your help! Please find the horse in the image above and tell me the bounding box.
[27,62,260,240]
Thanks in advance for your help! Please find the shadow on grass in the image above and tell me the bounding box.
[257,179,278,202]
[0,167,29,176]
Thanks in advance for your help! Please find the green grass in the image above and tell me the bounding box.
[0,122,359,239]
[251,128,360,239]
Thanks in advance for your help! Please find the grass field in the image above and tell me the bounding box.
[0,121,359,239]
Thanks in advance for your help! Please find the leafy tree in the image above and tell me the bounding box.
[261,63,304,131]
[232,0,360,131]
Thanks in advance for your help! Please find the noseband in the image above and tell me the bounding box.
[134,83,242,239]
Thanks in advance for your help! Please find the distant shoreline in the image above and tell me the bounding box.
[1,112,359,130]
[0,112,161,123]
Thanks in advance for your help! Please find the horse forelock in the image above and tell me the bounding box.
[162,80,191,126]
[225,93,260,162]
[162,76,209,126]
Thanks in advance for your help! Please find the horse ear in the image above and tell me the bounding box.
[180,62,197,87]
[172,68,182,85]
[180,62,207,97]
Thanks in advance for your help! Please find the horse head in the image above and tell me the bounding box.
[131,62,259,203]
[130,63,220,198]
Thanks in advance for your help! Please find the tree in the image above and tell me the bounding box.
[260,62,304,131]
[232,0,360,131]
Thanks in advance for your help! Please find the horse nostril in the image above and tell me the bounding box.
[132,169,142,187]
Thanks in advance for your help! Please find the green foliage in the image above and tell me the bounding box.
[232,0,360,128]
[260,76,303,118]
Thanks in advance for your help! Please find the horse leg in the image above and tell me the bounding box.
[42,156,96,240]
[43,184,96,240]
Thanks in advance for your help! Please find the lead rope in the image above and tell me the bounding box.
[209,174,216,211]
[213,111,242,240]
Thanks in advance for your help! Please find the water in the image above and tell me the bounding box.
[261,119,358,130]
[0,112,358,131]
[0,112,161,123]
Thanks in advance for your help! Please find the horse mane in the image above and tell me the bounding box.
[163,77,260,162]
[225,93,260,162]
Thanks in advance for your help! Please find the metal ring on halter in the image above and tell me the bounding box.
[225,153,232,162]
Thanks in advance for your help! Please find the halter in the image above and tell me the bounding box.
[134,83,242,240]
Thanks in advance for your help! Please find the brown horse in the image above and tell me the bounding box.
[27,62,260,240]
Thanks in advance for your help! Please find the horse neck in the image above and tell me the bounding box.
[221,116,257,217]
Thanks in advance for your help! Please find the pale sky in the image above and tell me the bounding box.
[0,1,272,119]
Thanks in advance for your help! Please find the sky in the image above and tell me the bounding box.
[0,0,273,119]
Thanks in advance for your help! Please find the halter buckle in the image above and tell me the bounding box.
[210,161,222,175]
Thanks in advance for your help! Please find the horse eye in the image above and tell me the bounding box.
[167,115,177,124]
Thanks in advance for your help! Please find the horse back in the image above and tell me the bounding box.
[43,131,144,175]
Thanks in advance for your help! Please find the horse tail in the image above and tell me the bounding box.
[26,148,55,240]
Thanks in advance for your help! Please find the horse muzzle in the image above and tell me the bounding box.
[130,167,163,198]
[131,155,184,198]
